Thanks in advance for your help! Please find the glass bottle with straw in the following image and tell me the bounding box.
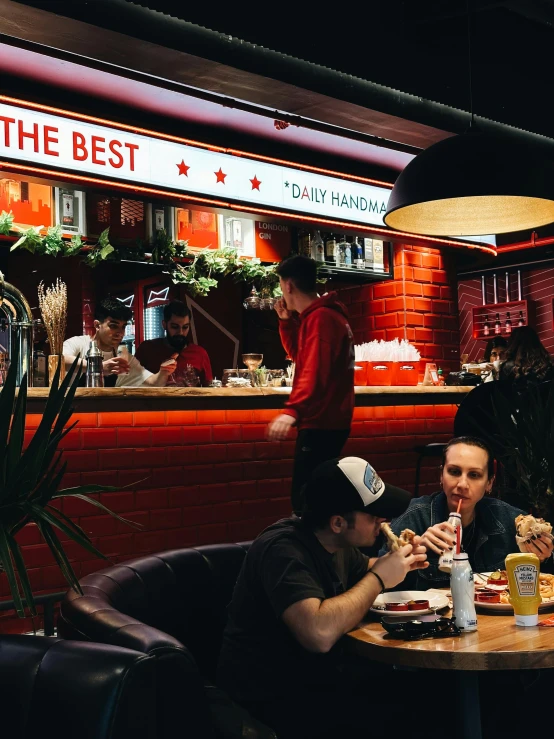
[438,498,463,573]
[451,518,478,631]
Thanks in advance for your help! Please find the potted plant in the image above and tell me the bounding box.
[0,347,138,619]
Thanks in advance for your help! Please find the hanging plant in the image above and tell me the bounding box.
[11,224,46,254]
[65,233,85,257]
[83,228,115,267]
[7,217,84,259]
[166,247,284,299]
[0,210,14,235]
[149,228,189,265]
[1,210,290,298]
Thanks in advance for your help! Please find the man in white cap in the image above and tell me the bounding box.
[217,457,428,739]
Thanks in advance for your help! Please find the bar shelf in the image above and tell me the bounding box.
[471,299,533,340]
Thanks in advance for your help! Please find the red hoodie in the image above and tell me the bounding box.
[279,292,354,430]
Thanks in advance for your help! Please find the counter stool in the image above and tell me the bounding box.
[413,443,446,497]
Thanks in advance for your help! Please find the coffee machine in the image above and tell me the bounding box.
[0,271,33,386]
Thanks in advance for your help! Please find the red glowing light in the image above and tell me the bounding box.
[0,94,394,188]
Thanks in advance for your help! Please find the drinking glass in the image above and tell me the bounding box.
[48,354,66,386]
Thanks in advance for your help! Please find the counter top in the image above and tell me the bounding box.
[23,385,472,412]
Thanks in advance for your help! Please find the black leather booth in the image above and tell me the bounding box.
[0,635,156,739]
[59,542,274,738]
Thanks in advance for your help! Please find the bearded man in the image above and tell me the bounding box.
[135,300,212,386]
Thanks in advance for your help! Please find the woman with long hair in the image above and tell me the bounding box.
[380,436,553,590]
[499,325,554,385]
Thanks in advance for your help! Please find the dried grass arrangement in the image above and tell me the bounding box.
[38,279,67,355]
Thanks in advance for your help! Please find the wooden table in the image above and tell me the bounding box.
[345,609,554,739]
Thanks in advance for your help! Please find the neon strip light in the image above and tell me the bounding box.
[0,94,393,189]
[230,202,498,255]
[147,287,170,304]
[117,294,135,307]
[0,160,497,255]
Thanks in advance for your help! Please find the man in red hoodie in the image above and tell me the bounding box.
[267,255,355,512]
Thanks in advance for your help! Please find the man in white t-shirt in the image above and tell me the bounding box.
[63,297,177,387]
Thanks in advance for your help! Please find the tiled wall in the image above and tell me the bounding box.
[338,244,461,377]
[459,265,554,361]
[0,403,456,632]
[0,241,461,631]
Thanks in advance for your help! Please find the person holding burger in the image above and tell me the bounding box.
[217,456,427,738]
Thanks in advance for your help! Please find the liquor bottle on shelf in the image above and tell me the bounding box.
[353,237,364,269]
[336,235,347,267]
[363,238,374,270]
[298,230,311,257]
[32,344,47,387]
[518,310,525,326]
[325,234,337,265]
[483,315,490,337]
[505,312,512,335]
[344,239,352,266]
[312,231,325,263]
[494,313,501,335]
[372,239,384,273]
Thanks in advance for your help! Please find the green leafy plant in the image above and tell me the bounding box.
[167,247,282,298]
[84,227,115,266]
[475,382,554,518]
[0,347,139,617]
[0,210,14,236]
[42,224,65,256]
[150,228,188,265]
[65,233,85,257]
[232,257,281,298]
[10,225,45,254]
[1,209,301,298]
[6,214,84,259]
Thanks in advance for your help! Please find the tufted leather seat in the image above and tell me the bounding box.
[58,542,273,738]
[0,635,157,739]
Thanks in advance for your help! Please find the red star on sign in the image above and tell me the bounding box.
[250,175,262,191]
[215,167,227,184]
[176,160,190,176]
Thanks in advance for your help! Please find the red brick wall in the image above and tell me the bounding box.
[0,241,462,631]
[336,244,461,378]
[0,402,456,632]
[459,266,554,362]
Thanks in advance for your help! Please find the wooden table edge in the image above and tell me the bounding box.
[344,623,554,671]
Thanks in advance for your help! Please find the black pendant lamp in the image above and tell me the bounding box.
[384,130,554,236]
[385,0,554,237]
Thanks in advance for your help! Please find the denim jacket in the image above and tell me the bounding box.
[378,492,534,591]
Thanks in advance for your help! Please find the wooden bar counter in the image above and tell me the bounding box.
[2,385,471,632]
[24,385,471,412]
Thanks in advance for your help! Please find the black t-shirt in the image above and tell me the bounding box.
[216,518,369,703]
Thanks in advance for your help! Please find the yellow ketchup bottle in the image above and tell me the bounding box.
[505,553,542,626]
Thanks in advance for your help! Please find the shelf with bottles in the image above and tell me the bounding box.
[471,300,533,340]
[296,229,393,280]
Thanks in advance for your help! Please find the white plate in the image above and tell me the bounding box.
[370,590,450,617]
[474,572,508,591]
[474,572,554,612]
